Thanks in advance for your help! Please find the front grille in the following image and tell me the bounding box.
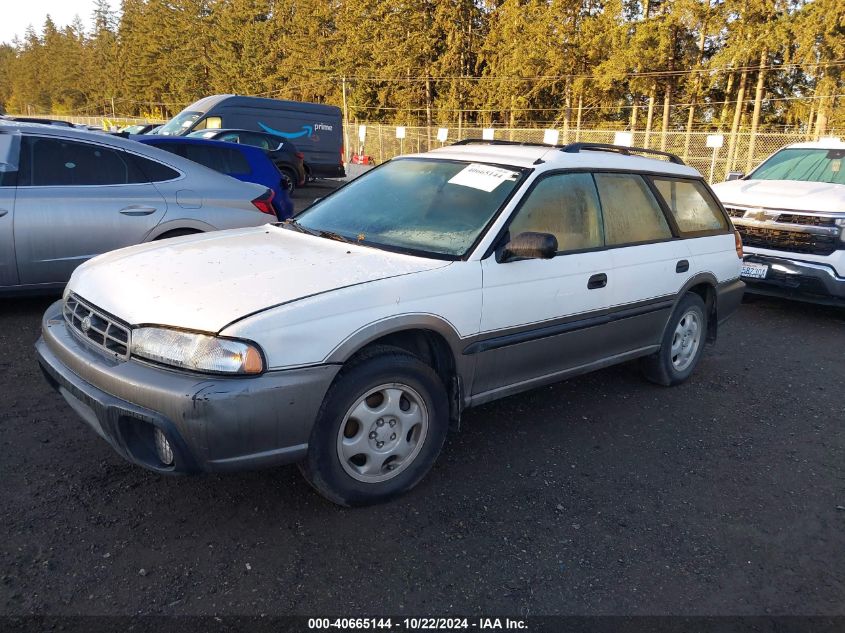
[63,294,131,359]
[736,225,839,256]
[763,269,829,295]
[775,213,837,227]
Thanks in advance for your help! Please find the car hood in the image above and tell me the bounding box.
[68,225,451,333]
[711,179,845,214]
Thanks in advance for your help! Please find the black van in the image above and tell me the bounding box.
[157,95,345,179]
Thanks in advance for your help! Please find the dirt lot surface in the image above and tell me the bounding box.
[1,180,843,617]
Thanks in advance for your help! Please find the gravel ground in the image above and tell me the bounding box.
[1,182,843,617]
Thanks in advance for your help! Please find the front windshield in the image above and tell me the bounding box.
[158,110,203,136]
[751,148,845,185]
[294,158,525,257]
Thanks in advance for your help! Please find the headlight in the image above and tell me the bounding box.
[131,327,264,375]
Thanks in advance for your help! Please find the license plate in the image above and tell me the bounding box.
[741,262,768,279]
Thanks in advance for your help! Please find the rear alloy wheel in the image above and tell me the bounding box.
[641,292,708,386]
[669,309,703,372]
[299,347,448,506]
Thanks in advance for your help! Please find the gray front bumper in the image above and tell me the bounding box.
[36,300,340,473]
[742,254,845,304]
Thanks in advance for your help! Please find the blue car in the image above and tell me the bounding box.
[132,135,294,220]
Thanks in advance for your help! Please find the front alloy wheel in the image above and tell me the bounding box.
[300,346,449,506]
[336,383,429,483]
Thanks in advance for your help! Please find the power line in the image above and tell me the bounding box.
[309,60,845,83]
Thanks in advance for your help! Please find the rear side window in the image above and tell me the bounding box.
[20,136,140,186]
[653,178,729,234]
[129,154,180,183]
[180,144,251,175]
[241,133,272,150]
[594,173,672,245]
[508,172,604,252]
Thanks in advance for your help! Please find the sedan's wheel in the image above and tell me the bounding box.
[299,346,448,506]
[336,383,428,483]
[641,292,708,386]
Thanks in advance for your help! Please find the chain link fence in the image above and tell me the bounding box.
[355,125,818,183]
[11,114,822,183]
[5,114,162,129]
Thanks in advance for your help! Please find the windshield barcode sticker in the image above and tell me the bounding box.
[448,164,518,192]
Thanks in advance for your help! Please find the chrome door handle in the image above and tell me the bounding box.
[119,206,157,216]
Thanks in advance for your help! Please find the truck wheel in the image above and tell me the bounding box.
[299,346,449,506]
[641,292,707,386]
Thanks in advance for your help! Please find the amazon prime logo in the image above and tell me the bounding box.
[258,121,334,140]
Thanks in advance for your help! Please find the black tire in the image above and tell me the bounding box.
[154,229,201,241]
[641,292,708,387]
[299,346,449,507]
[280,168,297,194]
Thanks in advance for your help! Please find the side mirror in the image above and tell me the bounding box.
[498,231,558,263]
[726,171,745,181]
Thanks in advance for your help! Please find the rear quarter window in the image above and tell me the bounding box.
[129,154,180,183]
[594,172,673,245]
[653,178,729,235]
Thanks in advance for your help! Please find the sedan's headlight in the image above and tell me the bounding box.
[131,327,264,375]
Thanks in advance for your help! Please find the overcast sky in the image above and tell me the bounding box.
[2,1,119,45]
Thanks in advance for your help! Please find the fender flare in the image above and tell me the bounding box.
[324,313,467,365]
[663,272,720,343]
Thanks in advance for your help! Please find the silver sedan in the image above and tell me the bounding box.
[0,122,274,294]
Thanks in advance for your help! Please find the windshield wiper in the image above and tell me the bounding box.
[283,219,354,244]
[317,230,354,244]
[282,218,319,236]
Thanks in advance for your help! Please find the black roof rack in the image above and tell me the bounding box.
[451,139,555,148]
[450,138,686,165]
[560,142,685,165]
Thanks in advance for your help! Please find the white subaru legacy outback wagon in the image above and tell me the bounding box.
[37,140,744,506]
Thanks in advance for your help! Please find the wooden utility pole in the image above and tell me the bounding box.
[727,67,748,173]
[644,83,656,148]
[683,27,708,162]
[341,76,350,164]
[746,49,767,172]
[575,94,583,142]
[563,89,571,143]
[425,74,433,150]
[660,88,671,151]
[718,70,735,129]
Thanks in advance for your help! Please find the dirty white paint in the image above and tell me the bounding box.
[68,225,450,334]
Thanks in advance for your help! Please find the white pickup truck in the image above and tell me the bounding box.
[712,138,845,305]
